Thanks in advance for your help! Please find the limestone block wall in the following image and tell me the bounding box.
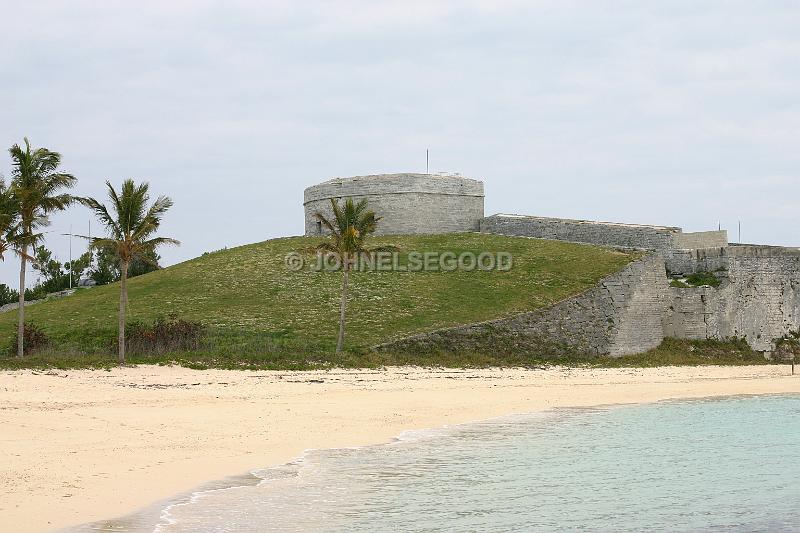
[480,215,727,253]
[0,289,75,315]
[663,244,795,276]
[374,254,669,357]
[664,247,728,275]
[671,230,728,250]
[304,173,484,236]
[713,254,800,351]
[607,256,671,355]
[664,247,800,352]
[663,286,721,340]
[373,241,800,356]
[480,214,680,251]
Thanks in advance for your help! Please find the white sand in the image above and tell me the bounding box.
[1,364,798,532]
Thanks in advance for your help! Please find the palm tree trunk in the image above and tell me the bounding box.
[17,245,28,357]
[336,254,349,353]
[118,260,129,365]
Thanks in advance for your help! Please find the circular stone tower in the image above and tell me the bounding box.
[303,173,484,236]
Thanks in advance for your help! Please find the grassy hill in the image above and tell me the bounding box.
[0,233,642,368]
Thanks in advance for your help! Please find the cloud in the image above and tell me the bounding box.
[1,1,799,284]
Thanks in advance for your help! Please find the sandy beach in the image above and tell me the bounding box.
[0,364,798,532]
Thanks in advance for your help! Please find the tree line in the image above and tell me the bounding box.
[0,138,178,362]
[0,243,162,306]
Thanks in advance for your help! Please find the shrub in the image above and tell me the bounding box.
[0,284,18,306]
[125,315,206,355]
[774,332,800,362]
[669,272,722,288]
[24,285,48,301]
[8,323,50,355]
[685,271,721,288]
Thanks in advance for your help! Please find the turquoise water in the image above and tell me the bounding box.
[78,395,800,532]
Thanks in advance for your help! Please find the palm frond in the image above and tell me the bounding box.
[314,197,381,257]
[315,211,339,236]
[7,138,77,248]
[140,236,181,248]
[132,194,173,241]
[87,238,125,259]
[86,179,178,267]
[78,196,122,239]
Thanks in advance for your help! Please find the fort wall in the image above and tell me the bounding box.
[664,249,800,352]
[303,172,800,356]
[374,255,668,357]
[671,230,729,249]
[480,214,679,250]
[304,173,484,236]
[481,214,728,252]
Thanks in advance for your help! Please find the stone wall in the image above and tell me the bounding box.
[480,214,680,251]
[0,289,76,314]
[375,242,800,356]
[663,244,797,276]
[477,212,782,349]
[726,253,800,350]
[374,254,669,357]
[304,173,484,236]
[671,230,728,249]
[480,215,727,253]
[664,249,800,352]
[663,247,729,275]
[663,286,719,340]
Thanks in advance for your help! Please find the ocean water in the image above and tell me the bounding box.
[75,395,800,532]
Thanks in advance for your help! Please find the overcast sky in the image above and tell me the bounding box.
[1,0,799,287]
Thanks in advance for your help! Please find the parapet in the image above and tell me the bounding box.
[480,214,729,253]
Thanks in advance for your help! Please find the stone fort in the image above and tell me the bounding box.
[304,173,800,358]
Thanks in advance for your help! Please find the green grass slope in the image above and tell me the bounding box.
[0,233,638,367]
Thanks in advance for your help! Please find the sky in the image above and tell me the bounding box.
[1,0,799,287]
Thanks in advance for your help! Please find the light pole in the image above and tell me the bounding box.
[60,226,73,289]
[61,226,87,289]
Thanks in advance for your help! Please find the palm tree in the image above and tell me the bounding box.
[80,179,179,364]
[0,178,20,261]
[8,138,76,357]
[315,198,382,353]
[0,178,35,265]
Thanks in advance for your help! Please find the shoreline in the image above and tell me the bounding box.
[2,365,799,532]
[92,392,790,532]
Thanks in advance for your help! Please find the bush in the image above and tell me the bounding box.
[125,315,205,355]
[685,271,721,287]
[774,332,800,362]
[669,271,722,288]
[24,285,48,302]
[38,275,72,295]
[0,284,18,306]
[8,323,50,355]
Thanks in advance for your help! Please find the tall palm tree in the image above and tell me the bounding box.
[0,179,35,265]
[8,138,76,357]
[80,179,179,364]
[0,178,20,261]
[315,198,382,353]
